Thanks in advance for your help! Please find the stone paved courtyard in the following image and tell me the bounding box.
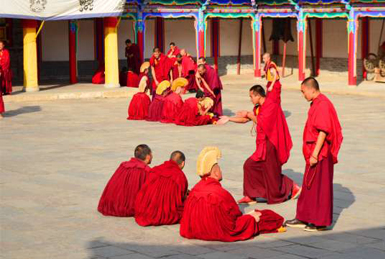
[1,80,385,259]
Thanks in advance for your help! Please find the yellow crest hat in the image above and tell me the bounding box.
[171,77,188,92]
[197,147,221,177]
[140,62,150,73]
[156,80,171,95]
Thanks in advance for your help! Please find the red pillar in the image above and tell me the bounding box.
[211,18,220,71]
[298,30,305,81]
[94,18,104,64]
[155,17,165,53]
[361,17,369,79]
[69,21,78,84]
[315,19,322,76]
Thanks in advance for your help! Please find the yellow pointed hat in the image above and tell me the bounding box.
[156,80,171,95]
[197,147,222,177]
[171,77,188,92]
[140,62,150,73]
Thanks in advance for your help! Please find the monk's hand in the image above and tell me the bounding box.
[248,211,262,222]
[310,155,318,167]
[236,110,248,118]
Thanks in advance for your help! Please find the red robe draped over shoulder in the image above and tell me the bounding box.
[180,177,284,242]
[150,54,172,90]
[296,94,343,227]
[127,92,151,120]
[0,49,12,94]
[161,92,183,123]
[200,65,223,116]
[167,46,180,61]
[98,158,151,217]
[175,97,211,126]
[135,160,188,226]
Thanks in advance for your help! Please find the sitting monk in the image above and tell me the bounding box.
[180,49,197,92]
[180,147,286,242]
[127,62,152,120]
[92,62,105,84]
[161,78,187,123]
[147,80,171,122]
[175,90,212,127]
[127,70,139,88]
[98,144,152,217]
[135,151,188,226]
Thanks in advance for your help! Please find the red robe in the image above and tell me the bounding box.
[182,56,197,91]
[243,97,294,204]
[98,158,151,217]
[127,92,151,120]
[296,94,343,227]
[180,177,284,242]
[200,65,223,116]
[92,63,105,84]
[167,46,180,61]
[150,54,172,90]
[127,71,139,88]
[0,49,12,94]
[0,91,4,113]
[264,62,281,103]
[135,160,188,226]
[147,94,165,122]
[161,92,183,123]
[126,43,141,74]
[171,63,183,80]
[175,97,211,126]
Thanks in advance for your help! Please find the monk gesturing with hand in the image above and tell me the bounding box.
[285,77,343,232]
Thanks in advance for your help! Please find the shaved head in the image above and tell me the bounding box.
[170,150,186,168]
[301,77,320,91]
[263,53,271,58]
[262,52,271,63]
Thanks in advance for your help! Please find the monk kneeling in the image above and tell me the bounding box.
[180,147,285,242]
[98,145,152,217]
[135,151,188,226]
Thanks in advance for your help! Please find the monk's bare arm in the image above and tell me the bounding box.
[195,74,204,92]
[170,70,174,82]
[247,112,257,124]
[310,131,327,166]
[228,117,250,123]
[201,78,216,97]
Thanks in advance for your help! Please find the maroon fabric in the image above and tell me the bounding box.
[180,177,284,242]
[127,71,139,88]
[243,140,293,204]
[98,158,151,217]
[0,49,12,94]
[127,93,151,120]
[0,91,4,113]
[126,43,141,74]
[147,94,165,122]
[150,53,172,90]
[171,63,183,80]
[174,97,211,126]
[296,153,334,226]
[266,80,281,104]
[167,46,180,61]
[119,71,128,86]
[135,160,188,226]
[200,65,223,116]
[161,92,183,123]
[256,209,285,234]
[92,63,105,84]
[181,56,196,77]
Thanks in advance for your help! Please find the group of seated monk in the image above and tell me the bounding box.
[98,144,286,242]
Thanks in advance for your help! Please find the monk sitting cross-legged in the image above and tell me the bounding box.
[97,144,153,217]
[135,151,188,226]
[180,147,286,242]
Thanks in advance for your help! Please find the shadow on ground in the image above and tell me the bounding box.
[3,106,41,117]
[87,227,385,259]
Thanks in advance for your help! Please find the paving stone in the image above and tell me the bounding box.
[273,244,335,258]
[110,254,154,259]
[229,246,285,258]
[320,247,385,259]
[90,246,134,258]
[198,251,248,259]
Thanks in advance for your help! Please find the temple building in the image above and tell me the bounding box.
[0,0,384,90]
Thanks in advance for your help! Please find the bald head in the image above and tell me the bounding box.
[180,49,187,56]
[301,77,320,102]
[170,150,186,169]
[301,77,320,91]
[262,53,271,63]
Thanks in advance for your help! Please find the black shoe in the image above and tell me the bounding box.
[304,224,327,232]
[284,219,307,228]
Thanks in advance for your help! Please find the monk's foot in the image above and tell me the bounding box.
[0,114,3,119]
[303,224,327,232]
[284,219,307,229]
[237,196,256,204]
[291,184,302,200]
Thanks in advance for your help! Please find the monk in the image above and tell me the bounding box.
[238,85,300,205]
[161,78,187,123]
[180,49,197,92]
[92,62,105,84]
[125,39,141,75]
[98,144,152,217]
[150,48,172,93]
[180,147,286,242]
[127,62,152,120]
[147,80,171,122]
[196,64,223,116]
[135,151,188,226]
[0,91,4,119]
[0,40,12,95]
[262,53,281,103]
[285,77,343,232]
[170,54,183,83]
[175,91,212,126]
[167,42,180,60]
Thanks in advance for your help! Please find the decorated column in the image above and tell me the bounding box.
[197,8,206,58]
[104,17,120,88]
[69,20,78,84]
[22,20,39,92]
[361,17,369,79]
[297,10,306,81]
[348,9,358,86]
[135,12,145,63]
[252,15,262,77]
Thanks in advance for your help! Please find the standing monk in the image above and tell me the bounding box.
[125,39,141,75]
[180,49,197,92]
[285,77,343,232]
[0,40,12,95]
[262,53,281,103]
[196,64,223,116]
[0,90,4,119]
[167,42,180,61]
[135,151,188,226]
[170,54,183,83]
[150,48,172,93]
[98,145,152,217]
[238,85,300,205]
[180,147,286,242]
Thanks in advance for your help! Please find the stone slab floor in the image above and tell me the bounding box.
[1,82,385,259]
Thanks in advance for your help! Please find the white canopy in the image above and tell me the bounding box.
[0,0,126,20]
